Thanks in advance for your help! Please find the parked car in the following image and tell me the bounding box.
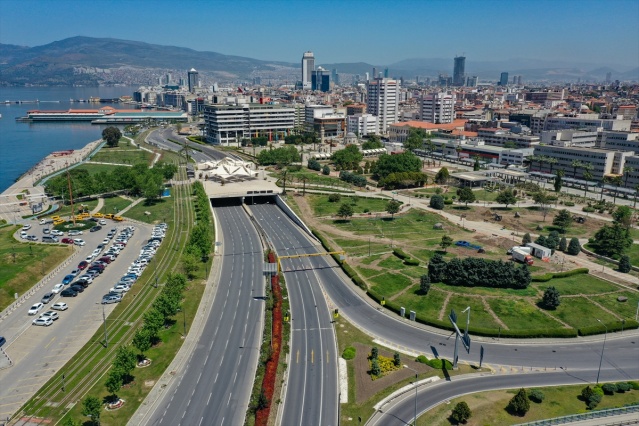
[70,284,85,293]
[42,235,58,243]
[74,239,86,246]
[26,235,38,241]
[99,219,107,225]
[51,230,64,236]
[85,254,95,262]
[109,284,130,294]
[32,317,53,327]
[79,274,95,283]
[51,302,68,311]
[62,274,75,285]
[70,268,81,277]
[60,288,78,297]
[41,292,55,304]
[40,218,53,225]
[0,336,6,347]
[61,237,74,244]
[77,260,89,270]
[51,283,65,294]
[102,295,121,304]
[22,224,32,231]
[42,228,50,234]
[28,303,44,315]
[39,311,59,321]
[90,226,102,232]
[20,231,28,239]
[68,230,83,236]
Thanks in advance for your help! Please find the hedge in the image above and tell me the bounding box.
[404,258,420,266]
[393,248,410,260]
[532,268,589,282]
[578,319,639,336]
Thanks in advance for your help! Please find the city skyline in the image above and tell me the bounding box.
[1,0,638,69]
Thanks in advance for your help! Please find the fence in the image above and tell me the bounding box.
[0,248,79,324]
[516,404,639,425]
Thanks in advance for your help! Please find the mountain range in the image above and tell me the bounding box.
[0,36,637,86]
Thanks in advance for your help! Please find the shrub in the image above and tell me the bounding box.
[393,352,401,366]
[393,248,410,260]
[370,346,379,360]
[618,255,631,273]
[342,346,356,360]
[415,355,428,364]
[404,258,420,266]
[307,158,321,171]
[629,381,639,390]
[322,165,330,175]
[328,193,341,203]
[541,286,561,310]
[370,359,381,376]
[564,201,575,206]
[583,206,596,213]
[507,388,530,416]
[444,199,453,205]
[616,382,632,393]
[419,274,431,295]
[451,401,472,424]
[587,393,602,409]
[602,383,617,395]
[529,389,545,403]
[430,195,445,210]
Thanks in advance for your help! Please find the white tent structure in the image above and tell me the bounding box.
[200,157,257,181]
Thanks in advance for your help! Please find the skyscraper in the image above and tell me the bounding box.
[312,67,330,92]
[499,72,509,86]
[187,68,199,93]
[420,92,455,124]
[453,56,466,86]
[366,77,399,134]
[302,51,315,89]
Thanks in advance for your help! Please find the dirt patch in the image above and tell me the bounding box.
[352,342,432,405]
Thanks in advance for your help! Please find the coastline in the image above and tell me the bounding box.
[0,138,103,224]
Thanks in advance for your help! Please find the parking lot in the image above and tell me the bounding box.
[0,220,153,420]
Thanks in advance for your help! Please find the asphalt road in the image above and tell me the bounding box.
[368,368,639,426]
[250,203,339,426]
[146,128,239,163]
[146,204,264,426]
[0,221,151,420]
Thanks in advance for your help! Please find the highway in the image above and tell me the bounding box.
[146,203,264,426]
[0,221,151,420]
[251,202,339,426]
[146,128,240,163]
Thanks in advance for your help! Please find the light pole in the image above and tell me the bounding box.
[595,318,607,384]
[403,365,418,426]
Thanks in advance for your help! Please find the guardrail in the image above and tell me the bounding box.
[0,247,79,323]
[516,404,639,425]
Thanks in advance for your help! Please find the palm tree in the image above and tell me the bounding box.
[571,160,584,179]
[583,169,593,197]
[298,175,310,196]
[279,168,290,194]
[612,175,623,204]
[425,136,435,166]
[623,166,634,189]
[546,157,558,175]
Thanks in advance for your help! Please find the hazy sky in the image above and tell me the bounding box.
[1,0,638,68]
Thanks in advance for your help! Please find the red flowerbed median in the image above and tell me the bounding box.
[255,272,283,426]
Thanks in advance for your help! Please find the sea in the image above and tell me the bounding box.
[0,86,138,192]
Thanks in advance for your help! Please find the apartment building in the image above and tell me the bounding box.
[532,145,628,180]
[420,92,455,124]
[203,103,294,145]
[600,131,639,152]
[347,113,379,136]
[366,77,399,134]
[543,116,632,132]
[477,128,540,148]
[540,130,598,147]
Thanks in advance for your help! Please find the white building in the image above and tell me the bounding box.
[203,104,294,146]
[366,77,399,134]
[301,51,315,90]
[540,130,598,147]
[420,92,455,124]
[543,116,631,132]
[347,113,379,136]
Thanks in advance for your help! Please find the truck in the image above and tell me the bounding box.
[512,248,534,265]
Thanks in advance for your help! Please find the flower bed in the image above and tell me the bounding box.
[255,273,283,426]
[105,398,125,410]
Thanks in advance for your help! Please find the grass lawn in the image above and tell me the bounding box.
[418,384,639,426]
[308,194,392,216]
[360,253,383,265]
[356,266,383,278]
[99,196,133,215]
[0,226,72,311]
[446,294,501,329]
[75,163,126,175]
[548,296,620,329]
[90,142,153,165]
[369,272,412,296]
[437,282,539,297]
[589,291,639,320]
[487,298,564,330]
[624,244,639,267]
[333,237,388,257]
[532,274,621,296]
[125,198,175,224]
[49,199,99,217]
[393,285,447,319]
[288,169,351,187]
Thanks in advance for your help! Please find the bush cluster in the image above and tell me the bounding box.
[257,146,299,166]
[339,170,368,187]
[415,355,453,369]
[532,268,589,282]
[307,157,321,171]
[429,256,531,289]
[342,347,356,360]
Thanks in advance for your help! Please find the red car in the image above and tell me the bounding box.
[77,260,89,270]
[61,238,74,244]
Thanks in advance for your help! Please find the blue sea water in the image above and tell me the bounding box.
[0,86,137,192]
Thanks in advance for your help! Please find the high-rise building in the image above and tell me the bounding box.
[384,68,389,78]
[499,72,509,86]
[366,77,399,134]
[453,56,466,86]
[420,92,455,124]
[302,51,315,89]
[466,76,478,87]
[311,67,330,92]
[187,68,199,93]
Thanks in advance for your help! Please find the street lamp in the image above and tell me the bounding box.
[595,318,607,384]
[403,365,418,426]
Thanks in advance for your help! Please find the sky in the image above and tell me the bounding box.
[1,0,638,69]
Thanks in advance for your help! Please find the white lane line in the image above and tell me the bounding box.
[227,392,232,405]
[207,392,212,405]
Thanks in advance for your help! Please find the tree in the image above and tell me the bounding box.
[61,418,81,426]
[403,128,427,152]
[571,160,584,179]
[457,187,476,207]
[451,401,472,424]
[386,200,401,219]
[362,135,384,150]
[371,346,379,360]
[567,237,581,255]
[589,223,633,258]
[581,386,602,409]
[153,291,181,321]
[114,345,137,381]
[553,172,563,192]
[533,191,552,221]
[440,235,453,252]
[583,169,593,196]
[541,286,561,309]
[81,395,102,425]
[507,388,530,416]
[496,189,517,208]
[618,255,631,273]
[307,157,321,171]
[102,126,122,148]
[434,167,450,184]
[143,308,165,338]
[430,194,445,210]
[332,144,363,170]
[337,202,354,219]
[373,152,422,180]
[322,164,330,175]
[473,157,481,171]
[328,193,341,202]
[371,358,381,376]
[428,253,447,282]
[105,367,124,402]
[132,328,152,359]
[612,205,633,230]
[419,274,431,295]
[181,252,199,279]
[393,352,401,366]
[558,237,567,252]
[552,209,572,233]
[522,233,532,245]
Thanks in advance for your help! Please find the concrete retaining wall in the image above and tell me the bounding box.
[275,195,317,241]
[581,246,639,272]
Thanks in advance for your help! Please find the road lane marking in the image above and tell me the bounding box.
[44,337,56,349]
[327,350,330,363]
[311,349,314,364]
[296,350,299,363]
[207,392,212,405]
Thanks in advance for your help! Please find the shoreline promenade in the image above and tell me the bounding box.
[0,139,103,224]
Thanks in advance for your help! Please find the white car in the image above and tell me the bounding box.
[109,285,130,294]
[92,249,101,257]
[51,302,68,311]
[68,230,83,236]
[22,224,32,231]
[51,230,64,236]
[40,311,59,321]
[39,218,52,225]
[102,238,110,245]
[20,231,28,239]
[28,303,44,315]
[85,254,95,262]
[99,219,107,225]
[51,284,65,294]
[74,239,86,246]
[32,317,53,326]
